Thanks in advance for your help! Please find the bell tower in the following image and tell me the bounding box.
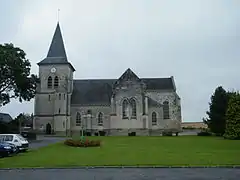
[33,23,75,135]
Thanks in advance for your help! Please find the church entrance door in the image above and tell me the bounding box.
[46,123,52,134]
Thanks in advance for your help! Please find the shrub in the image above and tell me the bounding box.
[162,132,173,136]
[86,132,91,136]
[197,131,212,136]
[64,138,101,147]
[224,92,240,140]
[128,132,136,136]
[94,132,99,136]
[99,131,106,136]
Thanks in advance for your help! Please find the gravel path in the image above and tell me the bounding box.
[0,168,239,180]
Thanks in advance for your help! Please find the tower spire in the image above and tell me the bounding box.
[37,21,75,72]
[46,22,67,59]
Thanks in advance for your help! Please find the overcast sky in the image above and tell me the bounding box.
[0,0,239,122]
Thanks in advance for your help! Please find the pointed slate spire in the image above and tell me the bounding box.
[37,22,75,69]
[47,22,67,59]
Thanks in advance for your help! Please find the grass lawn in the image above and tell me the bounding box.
[0,136,240,168]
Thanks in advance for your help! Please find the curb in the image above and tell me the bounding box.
[1,166,240,170]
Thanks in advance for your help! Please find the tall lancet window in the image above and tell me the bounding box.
[152,112,157,125]
[47,76,52,88]
[76,112,81,126]
[98,112,103,126]
[163,101,170,119]
[130,98,137,119]
[122,99,128,119]
[54,76,59,88]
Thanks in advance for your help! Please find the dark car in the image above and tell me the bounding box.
[0,141,18,157]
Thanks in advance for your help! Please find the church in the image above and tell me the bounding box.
[33,23,182,136]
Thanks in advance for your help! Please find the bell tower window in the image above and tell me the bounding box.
[54,76,59,88]
[47,76,52,88]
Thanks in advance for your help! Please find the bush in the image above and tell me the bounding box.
[162,132,173,136]
[86,132,91,136]
[197,131,212,136]
[64,138,101,147]
[99,131,106,136]
[128,132,136,136]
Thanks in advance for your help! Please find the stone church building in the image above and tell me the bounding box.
[33,23,182,136]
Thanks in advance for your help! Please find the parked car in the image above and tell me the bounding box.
[0,141,18,157]
[0,134,29,152]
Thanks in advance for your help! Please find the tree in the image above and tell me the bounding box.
[224,92,240,139]
[0,43,37,107]
[8,113,33,133]
[205,86,228,135]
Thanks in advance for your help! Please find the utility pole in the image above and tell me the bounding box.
[18,114,24,134]
[19,118,22,134]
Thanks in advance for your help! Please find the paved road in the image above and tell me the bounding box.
[29,137,66,149]
[0,168,239,180]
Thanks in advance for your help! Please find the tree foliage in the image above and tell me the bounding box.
[0,43,37,107]
[224,92,240,140]
[205,86,228,135]
[11,113,33,126]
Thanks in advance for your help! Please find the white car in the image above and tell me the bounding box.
[0,134,29,151]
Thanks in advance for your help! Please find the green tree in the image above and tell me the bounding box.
[205,86,228,135]
[224,92,240,139]
[8,113,32,133]
[0,43,37,107]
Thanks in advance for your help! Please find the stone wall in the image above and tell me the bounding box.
[146,90,182,121]
[70,105,111,131]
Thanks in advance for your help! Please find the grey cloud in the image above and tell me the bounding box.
[0,0,239,121]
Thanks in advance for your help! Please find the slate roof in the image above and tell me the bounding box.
[71,79,115,106]
[71,77,175,105]
[0,113,13,123]
[46,23,67,59]
[37,23,75,71]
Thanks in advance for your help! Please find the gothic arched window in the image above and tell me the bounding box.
[76,112,81,126]
[130,98,137,119]
[163,101,170,119]
[98,112,103,126]
[122,99,128,119]
[47,76,52,88]
[152,112,157,125]
[54,76,59,88]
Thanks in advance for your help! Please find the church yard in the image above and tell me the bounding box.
[0,136,239,168]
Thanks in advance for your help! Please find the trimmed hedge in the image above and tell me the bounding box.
[162,132,173,136]
[99,131,106,136]
[128,132,136,136]
[64,138,101,147]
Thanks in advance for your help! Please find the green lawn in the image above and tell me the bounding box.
[0,136,240,168]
